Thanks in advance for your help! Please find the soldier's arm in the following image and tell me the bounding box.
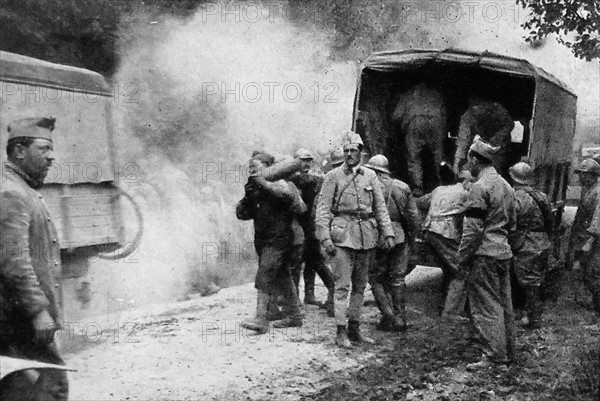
[373,177,394,239]
[403,187,422,242]
[0,190,50,319]
[315,172,336,245]
[457,184,487,265]
[259,179,294,204]
[289,182,308,216]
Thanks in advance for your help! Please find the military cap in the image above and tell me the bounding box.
[294,148,314,160]
[509,162,534,185]
[340,130,364,149]
[7,117,55,141]
[251,150,275,166]
[365,154,390,174]
[330,147,344,167]
[469,135,499,162]
[574,158,600,175]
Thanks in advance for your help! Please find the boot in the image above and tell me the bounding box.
[273,277,303,328]
[347,320,375,344]
[524,286,542,330]
[240,291,270,334]
[304,284,320,306]
[335,325,352,348]
[390,283,408,331]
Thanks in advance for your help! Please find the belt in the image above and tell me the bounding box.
[337,211,374,220]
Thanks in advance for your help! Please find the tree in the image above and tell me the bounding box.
[517,0,600,61]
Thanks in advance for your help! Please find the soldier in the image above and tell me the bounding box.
[323,147,345,173]
[315,131,395,348]
[568,158,600,316]
[236,151,306,333]
[288,148,335,312]
[364,155,420,332]
[458,136,517,370]
[582,199,600,323]
[0,117,69,400]
[417,162,470,321]
[508,162,553,329]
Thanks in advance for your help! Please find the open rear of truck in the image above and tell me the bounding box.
[0,51,142,278]
[352,49,577,263]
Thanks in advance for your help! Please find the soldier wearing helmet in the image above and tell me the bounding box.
[364,154,420,332]
[288,148,336,313]
[568,158,600,318]
[324,147,344,173]
[416,161,470,322]
[508,162,553,329]
[315,130,395,347]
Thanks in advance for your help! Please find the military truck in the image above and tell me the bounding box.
[352,48,577,264]
[0,51,143,280]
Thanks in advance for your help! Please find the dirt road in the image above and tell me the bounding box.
[63,266,598,400]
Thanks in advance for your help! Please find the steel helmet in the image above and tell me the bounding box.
[329,147,345,167]
[509,162,534,185]
[574,158,600,175]
[365,154,390,174]
[294,148,314,160]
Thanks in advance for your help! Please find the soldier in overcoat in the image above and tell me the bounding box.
[0,117,69,400]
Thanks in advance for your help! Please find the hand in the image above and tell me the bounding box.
[323,240,337,256]
[33,310,56,344]
[582,238,594,253]
[252,175,268,188]
[379,236,395,251]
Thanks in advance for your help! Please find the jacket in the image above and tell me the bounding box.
[421,183,468,241]
[510,186,553,255]
[1,162,62,338]
[315,164,394,250]
[378,175,420,244]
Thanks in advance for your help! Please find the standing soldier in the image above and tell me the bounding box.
[364,155,420,332]
[0,118,69,400]
[315,131,395,348]
[458,136,517,370]
[236,151,306,333]
[582,199,600,323]
[568,158,600,316]
[508,162,553,329]
[289,148,336,313]
[417,163,470,320]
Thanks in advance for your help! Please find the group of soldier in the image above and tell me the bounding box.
[236,129,600,370]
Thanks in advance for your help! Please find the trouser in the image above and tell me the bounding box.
[303,240,335,296]
[330,247,375,326]
[467,256,515,362]
[0,338,68,401]
[582,241,600,316]
[422,231,466,315]
[404,115,444,196]
[370,243,408,318]
[513,249,549,323]
[255,243,301,316]
[289,243,305,293]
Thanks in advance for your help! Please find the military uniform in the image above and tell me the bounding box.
[392,83,447,196]
[571,181,600,315]
[586,202,600,316]
[315,164,394,329]
[369,173,420,330]
[420,182,469,317]
[289,172,335,306]
[459,165,516,363]
[509,184,553,327]
[0,118,68,400]
[236,173,306,331]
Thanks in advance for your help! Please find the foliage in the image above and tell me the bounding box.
[517,0,600,61]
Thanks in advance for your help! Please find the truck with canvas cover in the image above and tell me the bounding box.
[0,51,143,279]
[352,48,577,265]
